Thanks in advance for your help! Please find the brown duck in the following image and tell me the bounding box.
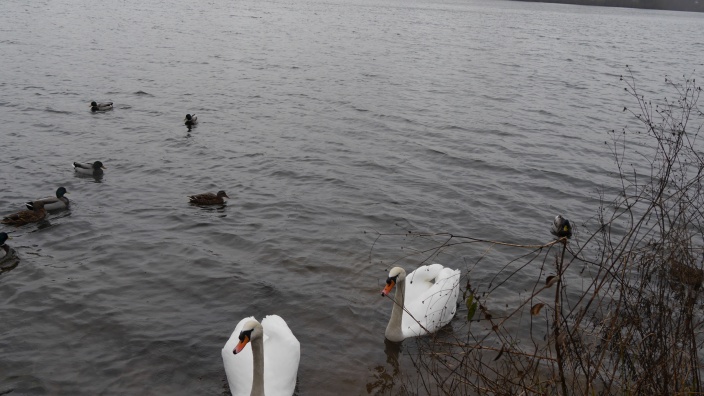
[2,201,47,226]
[188,190,229,205]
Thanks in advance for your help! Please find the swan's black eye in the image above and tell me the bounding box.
[386,275,398,285]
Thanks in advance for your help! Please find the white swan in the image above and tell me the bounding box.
[381,264,461,342]
[222,315,300,396]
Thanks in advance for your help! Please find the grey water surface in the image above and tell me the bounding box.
[1,0,703,394]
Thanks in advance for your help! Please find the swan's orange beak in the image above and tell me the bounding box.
[381,279,396,297]
[234,335,250,354]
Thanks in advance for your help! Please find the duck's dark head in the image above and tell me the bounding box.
[56,187,68,197]
[0,232,9,246]
[216,190,229,199]
[90,101,98,107]
[185,114,193,121]
[93,161,106,170]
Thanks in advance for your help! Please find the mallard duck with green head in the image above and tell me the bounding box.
[189,190,229,205]
[1,232,12,260]
[184,113,198,126]
[550,215,572,239]
[90,101,113,112]
[26,187,69,211]
[74,161,106,176]
[2,201,46,226]
[0,232,18,269]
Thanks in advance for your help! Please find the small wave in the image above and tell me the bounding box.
[426,147,447,155]
[134,91,153,96]
[50,91,80,96]
[479,94,513,103]
[44,108,72,114]
[439,125,469,132]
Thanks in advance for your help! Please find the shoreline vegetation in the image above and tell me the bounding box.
[511,0,704,12]
[370,69,704,394]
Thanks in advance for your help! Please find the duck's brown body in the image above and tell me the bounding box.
[188,190,229,205]
[2,201,47,226]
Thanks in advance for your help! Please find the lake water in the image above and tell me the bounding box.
[1,0,703,394]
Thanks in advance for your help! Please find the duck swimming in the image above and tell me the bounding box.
[184,114,198,126]
[73,161,106,176]
[90,101,113,111]
[550,215,572,239]
[0,232,18,268]
[188,190,229,205]
[0,232,11,260]
[2,201,47,226]
[26,187,69,211]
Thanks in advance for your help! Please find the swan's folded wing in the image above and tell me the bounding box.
[402,267,460,336]
[262,315,300,395]
[405,264,446,301]
[423,268,461,328]
[222,316,256,396]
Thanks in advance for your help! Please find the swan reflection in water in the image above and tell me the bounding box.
[366,339,403,395]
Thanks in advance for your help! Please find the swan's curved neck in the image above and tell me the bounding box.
[250,336,265,396]
[386,279,406,342]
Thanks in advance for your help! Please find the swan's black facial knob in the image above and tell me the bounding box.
[233,329,253,354]
[381,275,398,296]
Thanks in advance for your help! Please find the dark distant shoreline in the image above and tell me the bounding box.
[512,0,704,12]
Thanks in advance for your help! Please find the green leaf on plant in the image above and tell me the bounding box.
[466,294,478,321]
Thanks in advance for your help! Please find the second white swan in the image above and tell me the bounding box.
[381,264,461,342]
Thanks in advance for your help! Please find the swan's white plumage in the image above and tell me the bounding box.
[386,264,461,340]
[222,315,300,396]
